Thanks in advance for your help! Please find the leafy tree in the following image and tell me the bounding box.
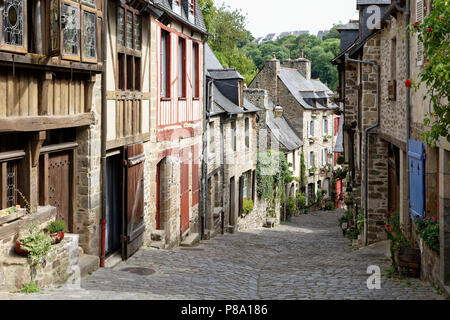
[408,0,450,145]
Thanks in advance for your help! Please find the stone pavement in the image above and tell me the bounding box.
[0,210,445,300]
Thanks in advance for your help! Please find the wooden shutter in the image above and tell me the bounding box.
[125,143,145,259]
[408,140,425,218]
[416,0,424,66]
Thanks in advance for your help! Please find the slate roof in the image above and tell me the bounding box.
[266,99,303,151]
[210,84,242,116]
[357,0,391,6]
[337,22,359,31]
[151,0,207,34]
[208,69,244,80]
[205,43,223,70]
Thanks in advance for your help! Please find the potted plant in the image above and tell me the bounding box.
[295,192,306,215]
[308,137,315,144]
[309,167,316,176]
[46,220,67,244]
[337,155,345,165]
[323,135,332,142]
[15,226,53,268]
[286,197,296,221]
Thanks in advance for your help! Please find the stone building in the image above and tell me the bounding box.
[249,54,339,204]
[333,0,450,291]
[0,0,104,290]
[204,44,265,235]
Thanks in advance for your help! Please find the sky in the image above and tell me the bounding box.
[218,0,359,38]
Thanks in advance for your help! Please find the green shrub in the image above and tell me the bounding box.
[21,281,40,294]
[337,155,345,165]
[344,196,355,206]
[325,201,334,211]
[295,193,306,212]
[242,198,254,216]
[414,215,439,253]
[47,220,66,234]
[286,197,296,216]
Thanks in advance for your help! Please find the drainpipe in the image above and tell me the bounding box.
[345,54,380,246]
[202,76,213,238]
[220,119,225,234]
[100,0,108,267]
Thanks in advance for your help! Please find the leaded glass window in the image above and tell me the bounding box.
[6,162,16,208]
[2,0,24,47]
[117,7,124,47]
[126,10,133,49]
[134,15,141,51]
[83,10,96,59]
[49,0,60,53]
[62,4,80,56]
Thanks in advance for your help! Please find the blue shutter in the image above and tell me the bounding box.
[408,140,425,219]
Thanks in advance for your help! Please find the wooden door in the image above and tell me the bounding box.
[336,179,342,208]
[388,160,399,213]
[229,177,235,226]
[180,148,190,235]
[124,144,145,259]
[48,152,71,230]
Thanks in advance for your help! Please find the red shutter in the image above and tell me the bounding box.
[192,145,199,206]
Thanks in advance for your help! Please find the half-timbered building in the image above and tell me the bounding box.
[0,0,104,289]
[147,0,207,248]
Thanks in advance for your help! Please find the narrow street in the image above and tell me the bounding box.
[0,210,443,300]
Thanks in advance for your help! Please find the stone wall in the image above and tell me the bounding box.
[75,73,102,256]
[0,207,80,292]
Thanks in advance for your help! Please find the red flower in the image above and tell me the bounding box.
[432,217,437,222]
[425,216,430,221]
[427,27,432,33]
[405,80,412,88]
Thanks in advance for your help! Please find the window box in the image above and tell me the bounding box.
[323,112,328,118]
[309,137,315,144]
[308,167,316,176]
[311,113,317,118]
[323,135,332,142]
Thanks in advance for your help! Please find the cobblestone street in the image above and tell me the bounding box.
[0,210,445,300]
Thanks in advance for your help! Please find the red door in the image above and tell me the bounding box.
[180,148,190,235]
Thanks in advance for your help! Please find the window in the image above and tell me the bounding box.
[214,173,220,207]
[390,37,397,80]
[323,119,329,136]
[209,122,215,155]
[5,161,18,208]
[0,0,27,52]
[309,151,315,169]
[192,42,200,98]
[309,120,315,137]
[190,0,195,15]
[178,37,186,98]
[245,118,249,149]
[231,121,236,152]
[243,171,249,199]
[161,29,171,98]
[416,0,424,66]
[60,2,98,62]
[292,151,296,171]
[117,5,141,91]
[48,0,60,55]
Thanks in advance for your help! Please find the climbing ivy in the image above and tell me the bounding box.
[256,151,289,209]
[300,152,307,188]
[408,0,450,145]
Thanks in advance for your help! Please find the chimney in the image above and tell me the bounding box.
[263,55,281,103]
[283,48,311,80]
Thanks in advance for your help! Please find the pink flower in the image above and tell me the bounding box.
[432,217,437,222]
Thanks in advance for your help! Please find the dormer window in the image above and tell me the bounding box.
[238,80,244,107]
[172,0,182,15]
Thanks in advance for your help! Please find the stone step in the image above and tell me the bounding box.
[180,233,200,247]
[79,254,100,278]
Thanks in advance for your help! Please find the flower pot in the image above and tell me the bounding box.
[15,241,30,256]
[50,231,65,244]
